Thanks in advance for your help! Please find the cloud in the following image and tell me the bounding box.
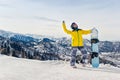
[33,16,60,22]
[0,3,10,7]
[0,0,16,8]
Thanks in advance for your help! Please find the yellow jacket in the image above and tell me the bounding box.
[62,22,91,47]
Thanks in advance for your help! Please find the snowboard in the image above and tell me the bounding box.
[91,28,99,68]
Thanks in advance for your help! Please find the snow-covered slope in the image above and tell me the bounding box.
[0,55,120,80]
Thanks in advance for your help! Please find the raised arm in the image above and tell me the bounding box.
[62,21,72,34]
[82,30,91,35]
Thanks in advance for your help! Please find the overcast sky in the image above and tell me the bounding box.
[0,0,120,41]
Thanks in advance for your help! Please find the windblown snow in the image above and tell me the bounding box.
[0,55,120,80]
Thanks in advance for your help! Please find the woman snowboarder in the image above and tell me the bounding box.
[62,21,91,68]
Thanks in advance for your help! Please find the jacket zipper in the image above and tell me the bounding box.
[77,31,80,46]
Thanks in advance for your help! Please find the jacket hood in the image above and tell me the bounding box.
[71,22,78,30]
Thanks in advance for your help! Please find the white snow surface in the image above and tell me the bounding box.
[0,55,120,80]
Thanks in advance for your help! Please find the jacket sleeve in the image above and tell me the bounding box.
[82,30,91,35]
[62,22,72,34]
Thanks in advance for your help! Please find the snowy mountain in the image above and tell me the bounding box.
[10,34,38,42]
[0,29,120,53]
[0,30,38,43]
[0,55,120,80]
[0,29,15,38]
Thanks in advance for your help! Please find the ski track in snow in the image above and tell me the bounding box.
[0,55,120,80]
